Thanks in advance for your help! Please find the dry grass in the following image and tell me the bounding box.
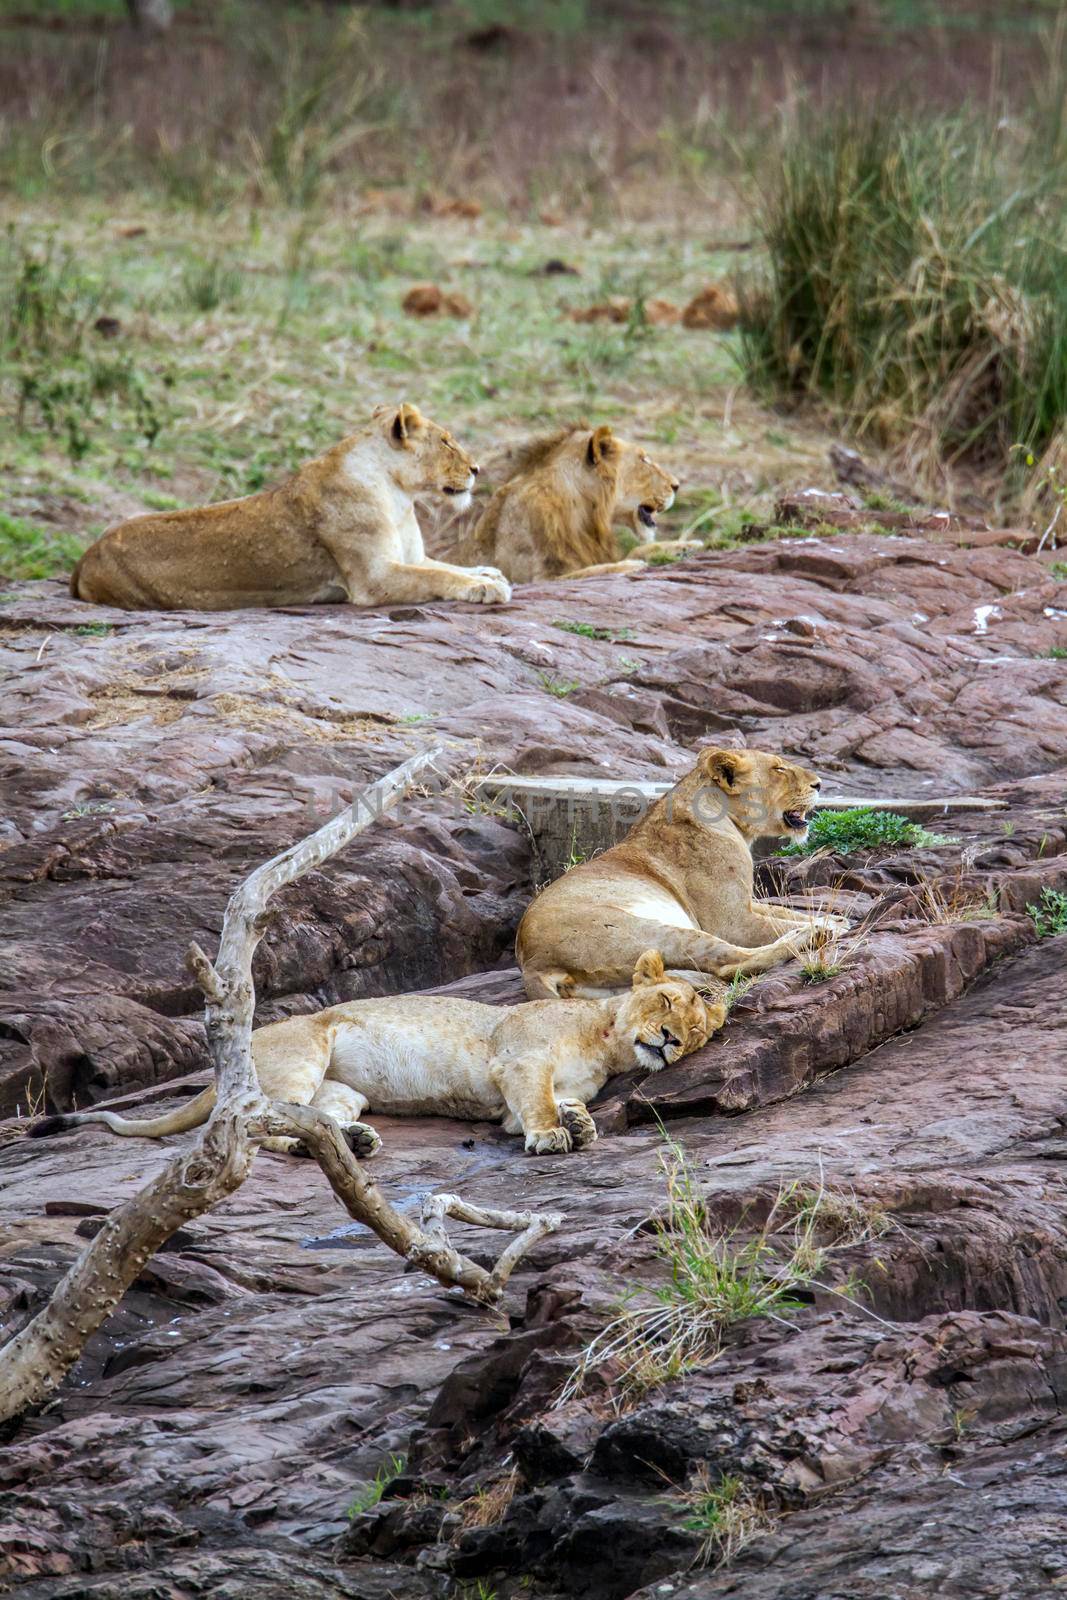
[905,873,1000,925]
[453,1468,520,1534]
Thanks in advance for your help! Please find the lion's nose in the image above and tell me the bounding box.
[471,464,480,476]
[671,478,680,491]
[661,1028,679,1048]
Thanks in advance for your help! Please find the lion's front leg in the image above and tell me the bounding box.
[757,901,850,935]
[492,1059,574,1156]
[378,560,511,606]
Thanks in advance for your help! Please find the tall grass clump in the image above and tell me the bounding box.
[244,14,382,209]
[740,104,1067,498]
[560,1142,820,1407]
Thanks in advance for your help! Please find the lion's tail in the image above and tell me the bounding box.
[28,1084,218,1142]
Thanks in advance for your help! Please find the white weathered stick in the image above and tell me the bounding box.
[1,748,563,1422]
[420,1193,564,1300]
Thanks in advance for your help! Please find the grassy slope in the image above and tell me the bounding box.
[0,198,837,582]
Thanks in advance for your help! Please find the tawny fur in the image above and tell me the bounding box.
[70,404,512,612]
[517,748,850,998]
[30,954,721,1159]
[455,424,695,583]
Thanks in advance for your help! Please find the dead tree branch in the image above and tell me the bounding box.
[1,749,563,1423]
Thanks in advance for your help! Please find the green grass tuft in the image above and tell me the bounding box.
[0,511,85,580]
[782,807,952,857]
[552,618,634,641]
[180,257,244,312]
[677,1471,771,1569]
[536,670,580,697]
[800,960,842,983]
[347,1452,406,1519]
[1028,886,1067,937]
[560,1140,832,1407]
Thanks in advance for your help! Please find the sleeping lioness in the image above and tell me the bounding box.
[30,953,721,1158]
[517,747,848,998]
[69,403,511,611]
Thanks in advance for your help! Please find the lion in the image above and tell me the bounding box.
[455,424,701,583]
[29,952,721,1158]
[69,404,512,612]
[516,747,849,999]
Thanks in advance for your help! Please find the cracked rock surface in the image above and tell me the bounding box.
[1,534,1065,1596]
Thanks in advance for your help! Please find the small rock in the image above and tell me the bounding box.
[536,258,580,277]
[401,285,473,318]
[681,282,741,330]
[421,194,482,220]
[567,298,631,325]
[645,298,681,326]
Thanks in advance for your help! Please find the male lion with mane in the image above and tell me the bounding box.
[31,953,720,1158]
[455,423,700,583]
[70,403,511,611]
[517,747,849,998]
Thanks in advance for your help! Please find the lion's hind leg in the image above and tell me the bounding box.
[251,1014,345,1157]
[287,1081,381,1160]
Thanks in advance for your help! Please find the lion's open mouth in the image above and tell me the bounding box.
[782,808,810,831]
[638,504,658,529]
[442,486,462,495]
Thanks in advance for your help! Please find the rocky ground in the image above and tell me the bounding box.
[1,524,1066,1598]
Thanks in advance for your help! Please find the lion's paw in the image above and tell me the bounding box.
[463,572,512,605]
[557,1099,597,1150]
[524,1126,573,1156]
[705,1002,728,1033]
[262,1135,308,1158]
[780,924,829,956]
[344,1122,382,1159]
[285,1138,315,1159]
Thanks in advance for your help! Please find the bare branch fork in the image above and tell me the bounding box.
[0,748,562,1424]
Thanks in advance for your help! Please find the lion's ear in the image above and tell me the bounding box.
[699,747,753,793]
[391,403,423,444]
[633,949,666,988]
[587,425,615,466]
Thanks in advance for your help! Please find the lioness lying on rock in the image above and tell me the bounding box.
[69,403,512,611]
[454,423,701,583]
[31,953,721,1158]
[517,747,848,997]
